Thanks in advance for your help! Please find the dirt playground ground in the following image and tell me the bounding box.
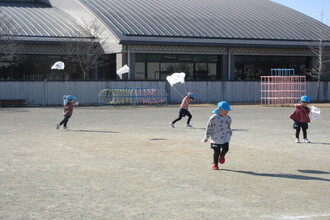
[1,104,330,220]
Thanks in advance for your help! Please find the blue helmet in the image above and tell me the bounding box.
[212,109,219,114]
[65,95,76,100]
[300,95,310,103]
[64,95,76,104]
[213,101,231,113]
[189,93,196,99]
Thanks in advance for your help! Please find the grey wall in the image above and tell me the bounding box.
[0,81,329,106]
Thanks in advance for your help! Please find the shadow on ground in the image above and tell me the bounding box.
[298,170,330,174]
[310,142,330,145]
[221,169,330,182]
[150,138,167,141]
[65,129,119,134]
[232,129,248,132]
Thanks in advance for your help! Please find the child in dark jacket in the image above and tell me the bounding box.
[289,95,311,143]
[56,95,78,130]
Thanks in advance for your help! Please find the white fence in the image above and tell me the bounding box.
[0,81,329,106]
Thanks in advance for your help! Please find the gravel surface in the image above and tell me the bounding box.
[1,105,330,220]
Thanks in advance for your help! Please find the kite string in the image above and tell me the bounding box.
[172,85,183,98]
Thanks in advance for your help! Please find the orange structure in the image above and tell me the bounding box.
[260,75,306,105]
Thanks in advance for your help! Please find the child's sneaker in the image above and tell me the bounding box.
[303,138,311,143]
[295,138,300,143]
[63,126,68,129]
[185,124,193,127]
[212,163,219,170]
[170,123,175,128]
[219,155,225,164]
[56,124,60,130]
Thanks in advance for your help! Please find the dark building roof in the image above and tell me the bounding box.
[78,0,330,47]
[0,1,89,42]
[1,0,330,48]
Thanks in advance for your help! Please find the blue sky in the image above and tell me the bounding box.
[271,0,330,25]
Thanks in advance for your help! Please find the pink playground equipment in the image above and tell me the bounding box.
[260,69,306,105]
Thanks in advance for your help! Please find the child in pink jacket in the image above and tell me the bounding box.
[170,92,195,128]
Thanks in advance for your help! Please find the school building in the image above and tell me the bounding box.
[1,0,330,105]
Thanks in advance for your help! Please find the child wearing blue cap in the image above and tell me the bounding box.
[289,95,311,143]
[56,95,78,130]
[202,101,232,170]
[170,92,195,128]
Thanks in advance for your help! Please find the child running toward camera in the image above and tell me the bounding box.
[202,101,232,170]
[170,92,195,128]
[289,95,311,143]
[56,95,78,130]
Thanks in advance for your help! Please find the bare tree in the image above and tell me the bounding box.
[62,19,106,80]
[305,12,330,102]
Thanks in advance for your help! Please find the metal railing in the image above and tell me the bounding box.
[260,76,306,105]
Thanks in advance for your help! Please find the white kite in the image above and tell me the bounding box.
[51,61,65,70]
[166,72,186,87]
[309,106,321,120]
[116,64,130,79]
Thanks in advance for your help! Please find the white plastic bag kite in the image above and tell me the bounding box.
[309,106,321,121]
[51,61,65,70]
[116,64,129,79]
[166,72,185,87]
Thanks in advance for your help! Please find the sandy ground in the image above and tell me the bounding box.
[0,104,330,220]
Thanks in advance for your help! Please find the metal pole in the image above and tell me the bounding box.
[128,47,131,80]
[227,49,231,80]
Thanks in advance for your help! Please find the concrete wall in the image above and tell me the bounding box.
[0,81,329,106]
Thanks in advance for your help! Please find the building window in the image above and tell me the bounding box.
[0,54,116,81]
[233,55,310,81]
[195,63,207,80]
[135,54,220,81]
[135,62,146,80]
[147,63,160,80]
[161,63,193,80]
[208,63,217,80]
